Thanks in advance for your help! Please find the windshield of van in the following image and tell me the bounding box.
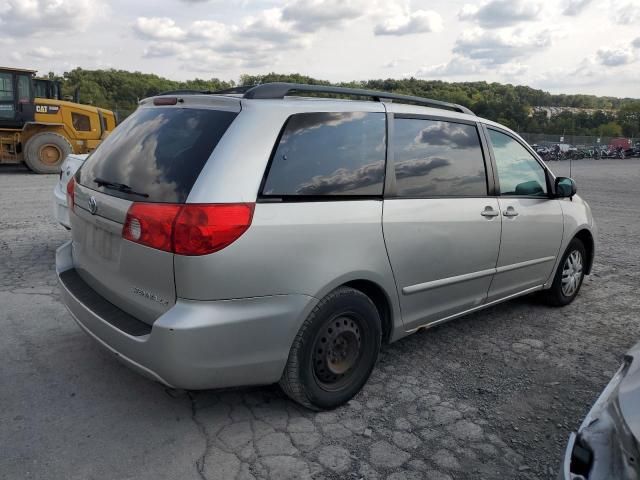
[78,107,237,203]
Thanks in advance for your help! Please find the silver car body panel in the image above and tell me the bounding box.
[52,153,87,228]
[57,94,597,390]
[544,194,596,288]
[70,185,175,324]
[488,197,564,301]
[382,197,501,330]
[57,240,317,388]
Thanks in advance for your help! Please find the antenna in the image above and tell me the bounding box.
[569,150,572,179]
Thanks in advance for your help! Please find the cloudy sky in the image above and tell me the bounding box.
[1,0,639,98]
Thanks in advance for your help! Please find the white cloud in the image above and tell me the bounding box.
[596,46,635,66]
[189,20,232,41]
[415,56,484,77]
[0,0,101,37]
[2,0,639,98]
[281,0,367,32]
[133,17,186,40]
[143,42,187,59]
[414,56,530,81]
[458,0,543,28]
[374,10,443,36]
[611,1,640,25]
[453,27,553,64]
[563,0,592,15]
[239,8,301,44]
[27,46,61,60]
[133,6,318,71]
[525,56,638,93]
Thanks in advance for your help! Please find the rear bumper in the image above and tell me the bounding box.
[56,241,316,389]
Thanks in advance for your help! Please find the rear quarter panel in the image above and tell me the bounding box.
[173,202,401,324]
[178,99,403,336]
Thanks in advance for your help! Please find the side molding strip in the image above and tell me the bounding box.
[495,256,556,274]
[402,256,556,295]
[402,268,495,295]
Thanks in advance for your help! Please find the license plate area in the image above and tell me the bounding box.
[87,222,116,261]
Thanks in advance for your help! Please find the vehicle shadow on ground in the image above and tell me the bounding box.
[0,165,36,175]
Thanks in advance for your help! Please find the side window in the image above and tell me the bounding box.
[0,73,13,101]
[262,112,386,196]
[16,75,31,103]
[393,118,487,197]
[0,73,15,119]
[34,81,48,99]
[72,112,92,132]
[488,129,548,196]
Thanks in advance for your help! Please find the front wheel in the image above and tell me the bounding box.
[24,132,72,174]
[543,238,586,306]
[279,287,381,410]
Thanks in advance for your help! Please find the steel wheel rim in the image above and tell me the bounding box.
[561,250,583,297]
[312,315,362,390]
[40,144,63,166]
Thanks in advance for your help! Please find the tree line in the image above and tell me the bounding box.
[49,68,640,138]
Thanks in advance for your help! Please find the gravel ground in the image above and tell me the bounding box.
[1,159,639,480]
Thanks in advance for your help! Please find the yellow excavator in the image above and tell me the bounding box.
[0,67,116,173]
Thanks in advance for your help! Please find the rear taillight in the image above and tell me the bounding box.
[123,203,181,252]
[66,177,75,212]
[122,203,254,256]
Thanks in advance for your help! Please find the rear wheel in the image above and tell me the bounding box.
[24,132,72,174]
[279,287,381,410]
[544,238,586,306]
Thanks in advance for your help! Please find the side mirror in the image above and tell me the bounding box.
[555,177,577,198]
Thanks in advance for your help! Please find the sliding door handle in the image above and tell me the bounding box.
[503,207,519,217]
[481,207,500,217]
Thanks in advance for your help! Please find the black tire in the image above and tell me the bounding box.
[24,132,72,174]
[543,238,586,306]
[279,287,382,410]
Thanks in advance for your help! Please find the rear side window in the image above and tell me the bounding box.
[393,118,487,197]
[78,107,237,203]
[262,112,386,197]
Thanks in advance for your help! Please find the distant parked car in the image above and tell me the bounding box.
[52,153,88,229]
[561,341,640,479]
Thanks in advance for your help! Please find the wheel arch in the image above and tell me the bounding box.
[341,279,396,344]
[574,228,595,275]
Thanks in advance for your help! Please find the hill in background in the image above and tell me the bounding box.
[49,69,640,138]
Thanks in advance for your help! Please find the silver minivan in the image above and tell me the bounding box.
[57,83,596,410]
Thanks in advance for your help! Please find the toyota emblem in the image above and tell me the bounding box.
[88,196,98,215]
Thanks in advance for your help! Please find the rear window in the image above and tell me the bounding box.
[78,107,237,203]
[261,112,386,197]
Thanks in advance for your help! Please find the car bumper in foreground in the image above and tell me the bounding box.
[561,356,640,479]
[56,240,315,390]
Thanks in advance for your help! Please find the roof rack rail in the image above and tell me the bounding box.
[157,86,254,96]
[157,89,214,96]
[242,83,474,115]
[212,85,256,95]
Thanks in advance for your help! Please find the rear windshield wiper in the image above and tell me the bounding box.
[93,177,149,198]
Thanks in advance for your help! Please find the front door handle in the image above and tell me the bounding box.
[481,206,500,217]
[503,207,519,217]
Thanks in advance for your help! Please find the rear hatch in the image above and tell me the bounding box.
[70,97,240,325]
